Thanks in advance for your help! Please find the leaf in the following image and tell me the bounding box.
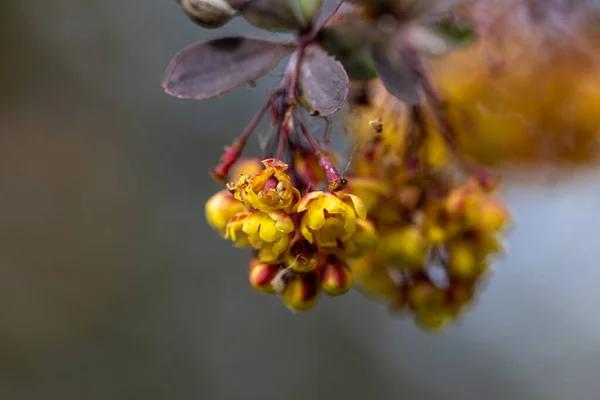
[163,36,294,100]
[310,0,345,34]
[227,0,304,31]
[299,44,349,116]
[318,25,377,81]
[370,40,420,104]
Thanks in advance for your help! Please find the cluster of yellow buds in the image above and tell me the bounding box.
[344,81,511,331]
[205,158,377,312]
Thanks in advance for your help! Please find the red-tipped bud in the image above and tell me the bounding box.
[281,273,320,312]
[321,258,353,296]
[248,258,282,293]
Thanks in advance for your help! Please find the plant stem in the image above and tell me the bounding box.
[211,90,282,182]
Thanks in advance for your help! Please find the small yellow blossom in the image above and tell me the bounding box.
[297,191,367,249]
[231,158,300,214]
[226,209,294,263]
[205,190,246,236]
[380,225,429,271]
[447,239,484,280]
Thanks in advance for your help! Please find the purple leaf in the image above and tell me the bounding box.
[310,0,345,34]
[370,40,421,104]
[163,36,294,100]
[227,0,304,31]
[299,44,349,116]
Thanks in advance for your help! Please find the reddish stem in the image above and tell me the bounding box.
[211,90,282,182]
[286,47,306,107]
[294,110,346,191]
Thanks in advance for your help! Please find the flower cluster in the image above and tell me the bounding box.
[166,0,521,331]
[206,158,377,312]
[344,81,511,331]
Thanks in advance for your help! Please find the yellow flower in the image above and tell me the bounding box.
[226,210,294,263]
[232,158,300,214]
[297,191,367,250]
[380,225,429,271]
[205,190,246,236]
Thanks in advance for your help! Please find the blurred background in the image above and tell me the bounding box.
[1,1,599,399]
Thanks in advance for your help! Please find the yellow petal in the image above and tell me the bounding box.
[297,191,324,212]
[306,208,326,230]
[272,235,290,257]
[258,248,278,263]
[245,187,263,211]
[269,211,295,233]
[259,222,280,243]
[242,211,266,235]
[250,233,266,247]
[341,194,367,220]
[300,214,314,243]
[321,194,345,214]
[314,226,338,248]
[342,210,357,240]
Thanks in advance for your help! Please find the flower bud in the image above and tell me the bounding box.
[407,280,446,313]
[205,189,245,236]
[446,240,480,280]
[178,0,237,29]
[478,198,510,232]
[281,274,319,312]
[248,258,281,293]
[321,258,353,296]
[415,308,455,332]
[381,225,429,271]
[445,185,472,218]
